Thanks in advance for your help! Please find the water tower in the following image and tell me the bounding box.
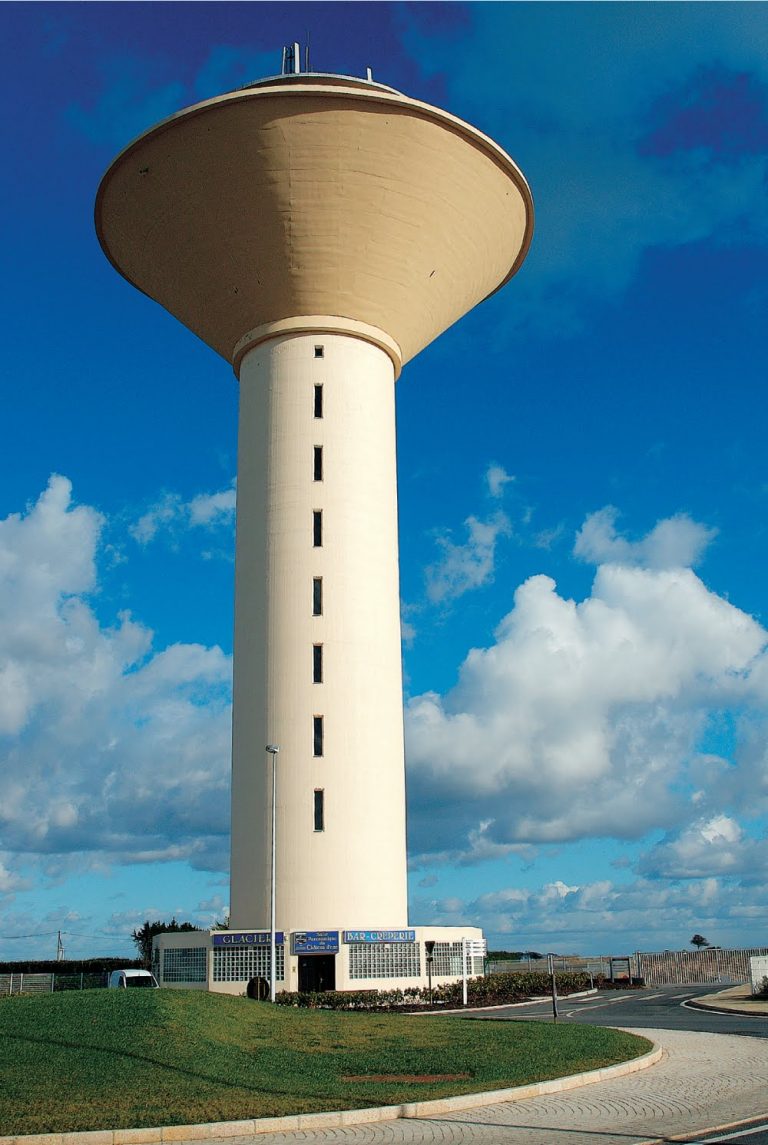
[96,49,532,992]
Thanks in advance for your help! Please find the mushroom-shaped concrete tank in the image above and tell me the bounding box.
[95,72,534,374]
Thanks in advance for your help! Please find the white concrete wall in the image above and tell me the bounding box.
[750,955,768,994]
[229,332,408,934]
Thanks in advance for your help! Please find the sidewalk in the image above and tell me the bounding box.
[687,982,768,1016]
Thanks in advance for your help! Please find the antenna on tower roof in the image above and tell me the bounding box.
[281,42,301,75]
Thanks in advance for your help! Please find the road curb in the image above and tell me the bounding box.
[685,997,768,1017]
[0,1041,662,1145]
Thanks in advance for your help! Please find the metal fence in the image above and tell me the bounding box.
[487,957,611,977]
[634,946,768,986]
[487,948,768,986]
[1,972,108,995]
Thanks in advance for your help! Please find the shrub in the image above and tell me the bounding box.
[274,971,592,1010]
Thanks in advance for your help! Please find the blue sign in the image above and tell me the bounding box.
[343,929,416,944]
[213,931,284,946]
[291,931,339,954]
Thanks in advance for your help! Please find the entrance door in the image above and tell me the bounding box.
[298,954,336,993]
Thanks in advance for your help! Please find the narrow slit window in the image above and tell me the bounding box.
[314,789,325,831]
[314,345,324,359]
[313,644,323,683]
[313,510,322,547]
[314,384,323,418]
[313,715,324,757]
[313,445,323,482]
[312,577,323,616]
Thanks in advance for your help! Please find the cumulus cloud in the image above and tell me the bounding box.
[0,477,232,892]
[412,871,768,952]
[575,506,717,568]
[425,511,512,603]
[130,480,236,545]
[0,859,30,896]
[407,510,767,864]
[640,815,768,880]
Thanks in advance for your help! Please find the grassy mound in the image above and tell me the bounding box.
[0,990,651,1134]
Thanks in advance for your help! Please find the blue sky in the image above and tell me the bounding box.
[2,2,768,962]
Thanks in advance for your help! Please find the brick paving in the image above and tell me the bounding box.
[193,1028,768,1145]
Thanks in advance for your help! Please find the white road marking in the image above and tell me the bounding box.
[563,996,636,1016]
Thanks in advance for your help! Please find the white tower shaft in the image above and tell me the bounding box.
[229,332,408,931]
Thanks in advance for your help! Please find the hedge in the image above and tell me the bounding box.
[275,970,592,1009]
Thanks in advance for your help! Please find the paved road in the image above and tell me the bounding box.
[464,984,768,1038]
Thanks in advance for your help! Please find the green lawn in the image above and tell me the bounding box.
[0,990,651,1134]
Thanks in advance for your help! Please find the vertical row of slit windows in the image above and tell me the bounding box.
[313,352,324,831]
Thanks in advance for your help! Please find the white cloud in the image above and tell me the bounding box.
[575,506,717,568]
[486,464,514,499]
[0,477,232,890]
[640,815,768,880]
[407,510,767,864]
[188,485,237,527]
[401,619,417,646]
[425,511,512,603]
[533,523,566,551]
[131,492,183,545]
[0,858,30,896]
[130,480,236,545]
[412,873,768,953]
[409,819,536,871]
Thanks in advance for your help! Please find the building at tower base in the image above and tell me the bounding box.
[155,926,485,996]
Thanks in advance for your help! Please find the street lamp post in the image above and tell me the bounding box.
[425,940,435,1007]
[462,937,468,1007]
[266,744,280,1002]
[547,953,559,1022]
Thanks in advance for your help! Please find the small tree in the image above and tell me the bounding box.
[690,933,710,949]
[132,918,200,967]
